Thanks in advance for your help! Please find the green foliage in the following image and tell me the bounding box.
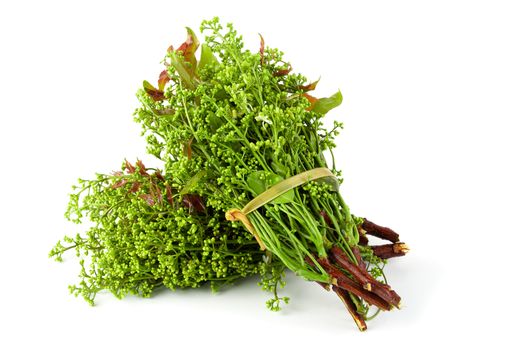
[50,160,284,305]
[311,90,343,114]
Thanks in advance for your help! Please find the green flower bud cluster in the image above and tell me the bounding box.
[50,160,276,305]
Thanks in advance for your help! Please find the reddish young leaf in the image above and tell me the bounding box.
[176,29,195,55]
[124,159,136,174]
[158,70,170,91]
[176,27,199,67]
[130,182,140,193]
[182,194,206,213]
[183,138,193,159]
[165,184,174,206]
[139,194,155,206]
[169,28,199,89]
[143,80,165,101]
[274,67,292,76]
[302,93,319,111]
[150,183,163,203]
[111,178,128,189]
[155,171,165,182]
[299,79,319,92]
[259,33,265,65]
[136,160,148,176]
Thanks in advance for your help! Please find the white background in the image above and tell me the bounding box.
[1,0,524,348]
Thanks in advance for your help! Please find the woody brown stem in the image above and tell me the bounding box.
[315,258,392,311]
[329,247,371,289]
[352,246,402,306]
[361,218,400,243]
[351,246,367,271]
[372,243,410,259]
[358,232,369,245]
[329,246,401,308]
[332,286,367,331]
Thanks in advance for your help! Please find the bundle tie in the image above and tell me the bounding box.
[226,167,336,250]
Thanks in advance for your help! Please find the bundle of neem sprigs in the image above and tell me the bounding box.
[50,18,408,331]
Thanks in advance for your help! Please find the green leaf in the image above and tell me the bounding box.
[246,171,267,195]
[268,177,294,204]
[271,157,288,178]
[207,111,223,132]
[312,90,343,114]
[198,44,219,73]
[143,80,156,91]
[180,170,207,196]
[246,171,294,204]
[170,53,196,90]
